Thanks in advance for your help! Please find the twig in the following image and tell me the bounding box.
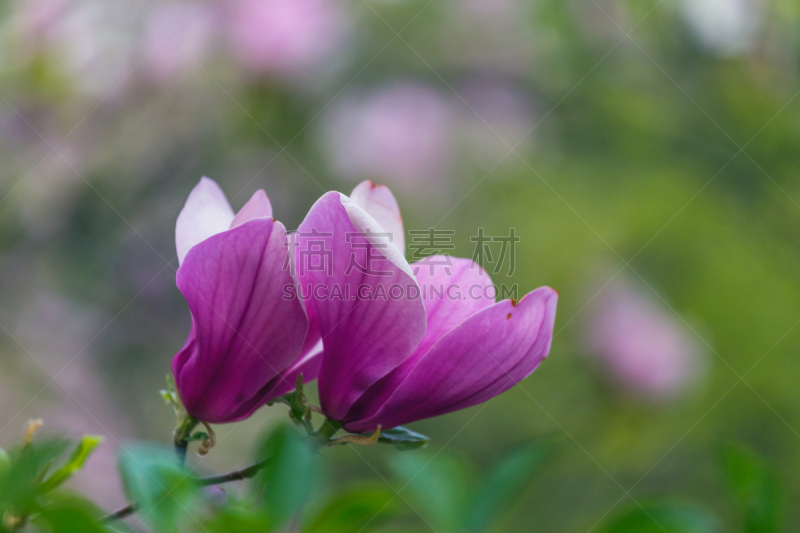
[100,458,271,523]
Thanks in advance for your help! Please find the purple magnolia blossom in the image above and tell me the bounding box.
[171,177,319,423]
[583,280,705,400]
[227,0,348,78]
[294,181,557,432]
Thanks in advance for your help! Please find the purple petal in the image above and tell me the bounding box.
[266,339,324,397]
[230,189,273,229]
[295,192,426,422]
[412,256,496,358]
[346,287,558,433]
[349,181,405,254]
[172,218,309,423]
[344,256,495,421]
[175,177,235,265]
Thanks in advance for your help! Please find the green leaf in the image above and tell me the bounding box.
[376,426,430,451]
[253,423,316,528]
[35,495,105,533]
[720,442,781,533]
[0,438,69,512]
[203,504,273,533]
[389,452,471,532]
[601,502,720,533]
[117,443,199,533]
[40,435,104,493]
[465,438,556,532]
[304,483,397,533]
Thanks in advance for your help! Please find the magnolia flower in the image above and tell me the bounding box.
[172,177,319,423]
[294,181,557,432]
[583,280,705,400]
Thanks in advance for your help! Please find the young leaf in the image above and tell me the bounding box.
[186,432,210,443]
[720,442,781,533]
[464,438,556,532]
[39,435,104,493]
[161,374,181,415]
[601,502,720,533]
[304,484,397,533]
[375,426,430,451]
[253,423,316,528]
[117,443,199,533]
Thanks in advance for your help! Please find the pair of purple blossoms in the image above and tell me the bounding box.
[172,178,558,433]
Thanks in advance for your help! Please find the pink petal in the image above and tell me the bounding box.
[175,177,235,265]
[347,287,558,433]
[172,218,309,423]
[266,339,324,398]
[412,256,496,357]
[230,189,273,229]
[294,192,426,422]
[349,180,405,255]
[344,256,495,422]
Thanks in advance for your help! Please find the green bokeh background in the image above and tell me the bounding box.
[2,0,800,530]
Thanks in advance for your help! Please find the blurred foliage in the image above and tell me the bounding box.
[387,437,556,532]
[600,502,721,533]
[0,429,103,532]
[719,441,781,533]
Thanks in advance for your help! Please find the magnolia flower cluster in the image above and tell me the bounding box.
[171,178,558,431]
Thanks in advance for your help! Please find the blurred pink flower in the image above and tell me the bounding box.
[142,2,217,84]
[322,82,454,187]
[18,0,140,97]
[227,0,348,78]
[19,0,71,44]
[584,280,705,400]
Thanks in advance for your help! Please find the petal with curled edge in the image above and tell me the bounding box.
[346,287,558,433]
[350,180,405,255]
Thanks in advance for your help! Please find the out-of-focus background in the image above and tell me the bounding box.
[1,0,799,530]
